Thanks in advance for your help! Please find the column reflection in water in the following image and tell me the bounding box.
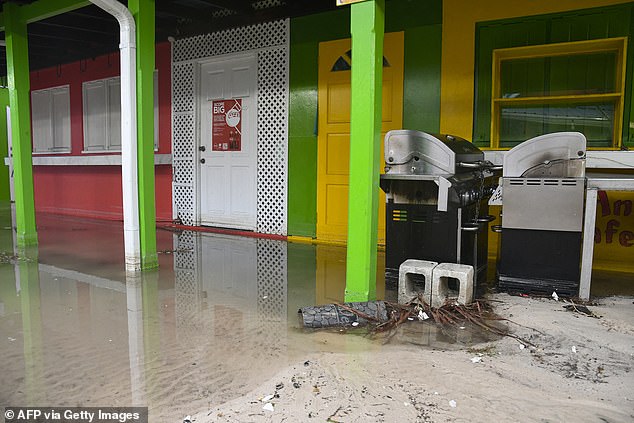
[17,246,44,404]
[126,272,145,406]
[126,270,160,408]
[0,206,44,404]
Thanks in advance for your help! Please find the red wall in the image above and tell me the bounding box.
[30,42,173,222]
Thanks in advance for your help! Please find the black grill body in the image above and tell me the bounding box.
[380,130,497,295]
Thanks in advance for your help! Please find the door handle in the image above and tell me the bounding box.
[200,158,206,164]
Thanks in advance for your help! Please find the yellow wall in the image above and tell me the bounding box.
[440,0,633,138]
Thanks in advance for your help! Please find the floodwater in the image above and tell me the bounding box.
[0,203,629,421]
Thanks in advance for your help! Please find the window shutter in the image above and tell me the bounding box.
[108,78,122,150]
[83,80,107,151]
[31,90,52,152]
[51,87,71,151]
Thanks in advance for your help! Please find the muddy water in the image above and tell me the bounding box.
[0,205,597,421]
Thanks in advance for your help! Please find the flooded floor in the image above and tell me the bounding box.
[0,203,631,421]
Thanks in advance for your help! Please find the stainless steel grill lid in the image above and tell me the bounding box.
[502,132,586,178]
[384,130,484,175]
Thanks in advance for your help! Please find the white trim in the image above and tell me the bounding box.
[4,154,171,166]
[484,150,634,169]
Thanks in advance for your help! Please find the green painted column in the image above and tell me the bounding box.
[129,0,158,270]
[344,0,384,302]
[4,2,38,247]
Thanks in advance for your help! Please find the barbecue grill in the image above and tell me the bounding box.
[379,130,499,293]
[495,132,587,296]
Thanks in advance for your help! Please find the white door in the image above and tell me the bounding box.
[199,54,257,230]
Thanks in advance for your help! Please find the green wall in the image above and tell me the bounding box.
[288,0,443,237]
[473,3,634,148]
[0,89,9,202]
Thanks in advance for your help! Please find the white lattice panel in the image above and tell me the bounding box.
[173,21,288,63]
[172,63,195,113]
[257,47,289,235]
[212,8,236,18]
[253,0,285,10]
[172,114,194,159]
[173,185,194,225]
[172,20,289,234]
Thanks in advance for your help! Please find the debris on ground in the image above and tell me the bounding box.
[299,295,536,347]
[563,301,600,318]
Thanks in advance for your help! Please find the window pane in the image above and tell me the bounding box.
[500,51,617,98]
[500,57,547,98]
[51,88,71,151]
[154,70,159,149]
[83,81,107,151]
[499,102,614,148]
[108,79,121,150]
[31,90,52,153]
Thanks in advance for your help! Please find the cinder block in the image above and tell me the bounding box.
[431,263,474,308]
[398,259,438,304]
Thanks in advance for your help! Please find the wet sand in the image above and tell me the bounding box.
[197,295,634,423]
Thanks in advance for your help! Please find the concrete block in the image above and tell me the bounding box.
[431,263,474,308]
[398,259,438,304]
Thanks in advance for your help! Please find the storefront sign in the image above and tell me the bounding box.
[594,191,634,247]
[593,190,634,272]
[212,99,242,151]
[336,0,368,6]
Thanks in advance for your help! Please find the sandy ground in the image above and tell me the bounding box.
[192,294,634,423]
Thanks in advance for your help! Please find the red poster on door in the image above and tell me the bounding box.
[212,99,242,151]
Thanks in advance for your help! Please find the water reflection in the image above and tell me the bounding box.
[0,208,488,420]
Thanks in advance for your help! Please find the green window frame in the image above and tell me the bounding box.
[491,37,627,149]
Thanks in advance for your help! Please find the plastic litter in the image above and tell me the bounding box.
[519,343,525,350]
[470,356,482,363]
[571,346,577,354]
[449,400,457,408]
[183,415,192,423]
[263,403,274,412]
[551,291,559,301]
[261,394,275,402]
